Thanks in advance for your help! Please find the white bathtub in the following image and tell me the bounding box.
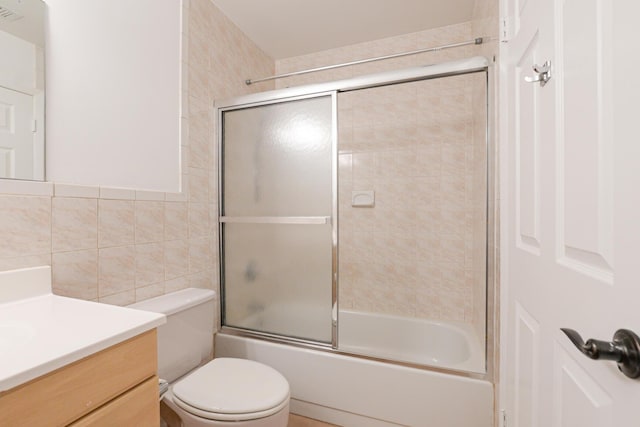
[216,310,493,427]
[338,309,485,373]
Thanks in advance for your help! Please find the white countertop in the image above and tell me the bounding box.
[0,266,166,392]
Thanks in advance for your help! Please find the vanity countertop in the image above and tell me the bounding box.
[0,266,166,392]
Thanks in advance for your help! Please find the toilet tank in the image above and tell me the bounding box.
[129,288,216,382]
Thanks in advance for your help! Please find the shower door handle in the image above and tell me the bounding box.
[560,328,640,378]
[524,61,552,87]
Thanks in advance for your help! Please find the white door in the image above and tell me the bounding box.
[0,87,35,179]
[502,0,640,425]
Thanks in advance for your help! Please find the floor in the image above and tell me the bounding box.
[288,414,340,427]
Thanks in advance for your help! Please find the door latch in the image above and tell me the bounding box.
[524,61,552,87]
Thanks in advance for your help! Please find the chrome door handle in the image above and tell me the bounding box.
[561,328,640,378]
[524,61,552,86]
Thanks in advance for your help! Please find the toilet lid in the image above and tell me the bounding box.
[172,358,290,416]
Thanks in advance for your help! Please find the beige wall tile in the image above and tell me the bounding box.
[165,276,189,293]
[188,167,209,202]
[135,201,165,243]
[165,202,189,240]
[189,269,214,289]
[52,197,98,252]
[136,242,164,286]
[0,196,51,259]
[165,239,189,279]
[99,290,136,306]
[188,202,209,237]
[189,237,211,273]
[52,249,98,300]
[135,282,165,302]
[98,245,135,297]
[98,199,135,248]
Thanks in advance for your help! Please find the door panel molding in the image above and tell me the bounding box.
[514,302,540,427]
[553,343,613,427]
[515,31,542,254]
[554,0,614,284]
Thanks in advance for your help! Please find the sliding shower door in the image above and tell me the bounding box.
[219,94,336,344]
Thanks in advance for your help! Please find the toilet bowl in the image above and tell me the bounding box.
[162,358,290,427]
[128,289,290,427]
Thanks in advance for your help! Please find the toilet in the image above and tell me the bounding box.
[129,288,290,427]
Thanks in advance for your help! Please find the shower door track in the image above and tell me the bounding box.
[216,55,494,382]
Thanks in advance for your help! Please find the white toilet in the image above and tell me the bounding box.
[129,288,290,427]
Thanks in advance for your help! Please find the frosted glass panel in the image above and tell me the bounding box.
[221,94,334,344]
[223,223,333,343]
[223,96,333,216]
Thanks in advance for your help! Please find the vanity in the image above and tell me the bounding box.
[0,266,166,426]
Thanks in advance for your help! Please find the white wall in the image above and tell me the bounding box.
[45,0,181,192]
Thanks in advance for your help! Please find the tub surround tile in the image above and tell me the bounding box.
[323,40,486,326]
[0,254,51,273]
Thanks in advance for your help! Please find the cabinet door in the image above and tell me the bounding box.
[70,376,159,427]
[0,330,157,426]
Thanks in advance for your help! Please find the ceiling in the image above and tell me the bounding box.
[0,0,44,46]
[210,0,477,59]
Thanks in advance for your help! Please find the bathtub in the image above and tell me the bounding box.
[338,309,485,373]
[216,310,493,427]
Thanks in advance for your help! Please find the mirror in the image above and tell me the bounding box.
[0,0,45,181]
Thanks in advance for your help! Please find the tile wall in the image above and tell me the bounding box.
[276,23,492,330]
[0,0,274,305]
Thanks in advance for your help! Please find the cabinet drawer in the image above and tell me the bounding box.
[0,330,157,427]
[70,376,159,427]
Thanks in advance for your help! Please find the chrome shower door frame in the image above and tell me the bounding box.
[217,91,339,349]
[215,56,495,381]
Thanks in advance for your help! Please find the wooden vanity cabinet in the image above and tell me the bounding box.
[0,329,159,427]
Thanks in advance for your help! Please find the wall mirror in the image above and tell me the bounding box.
[0,0,45,181]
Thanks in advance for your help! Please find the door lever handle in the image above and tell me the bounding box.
[561,328,640,379]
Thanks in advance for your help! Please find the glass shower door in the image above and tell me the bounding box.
[220,94,335,344]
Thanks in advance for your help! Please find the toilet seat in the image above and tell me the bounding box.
[172,358,290,422]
